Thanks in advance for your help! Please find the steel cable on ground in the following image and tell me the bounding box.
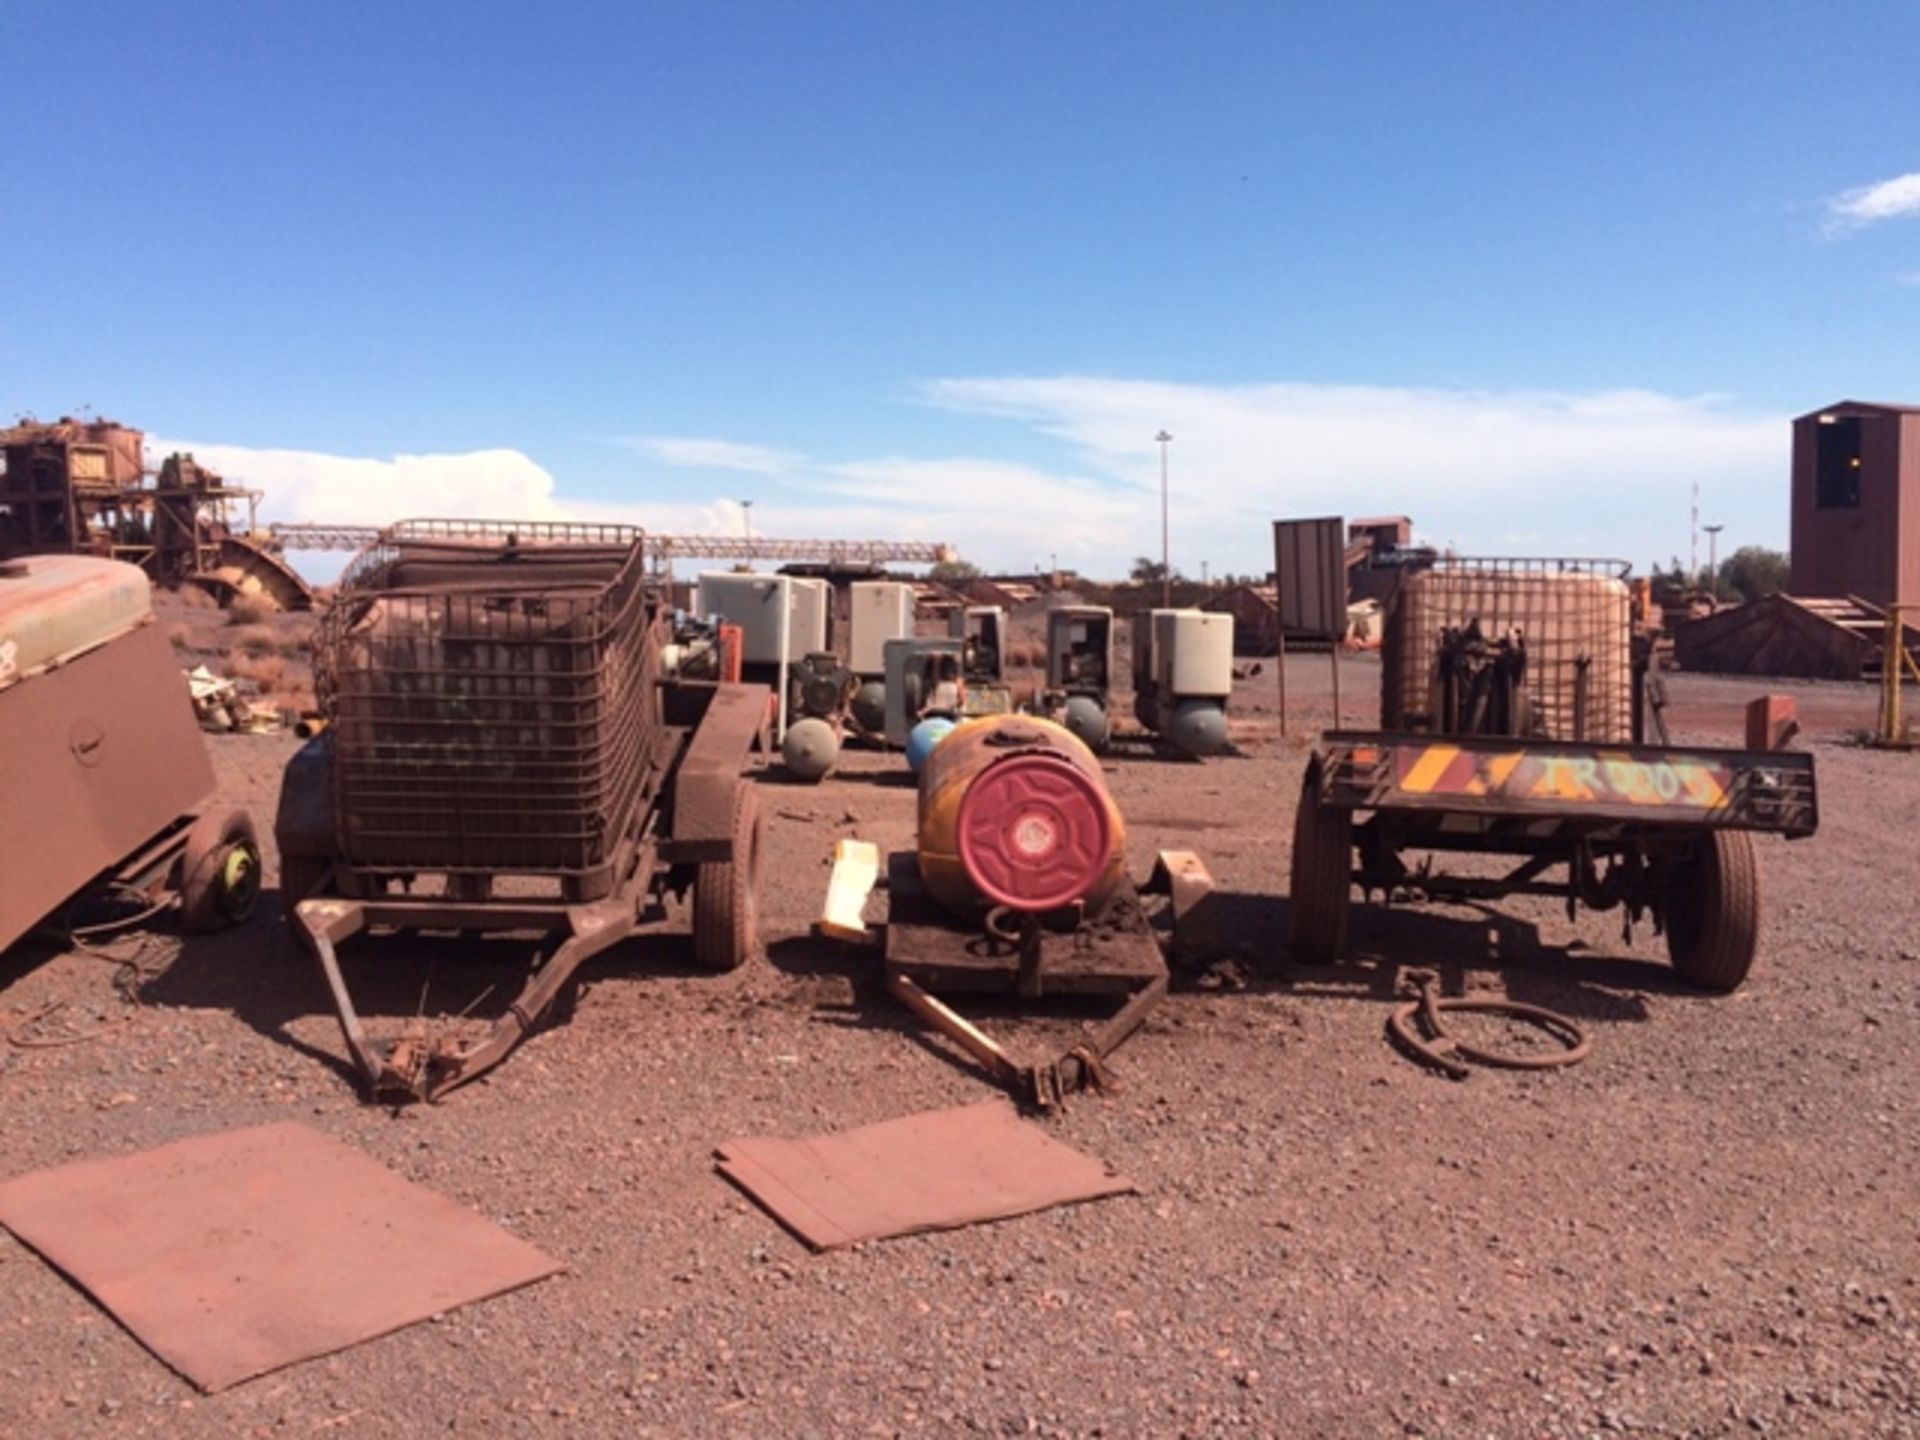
[2,886,172,1052]
[1387,968,1591,1079]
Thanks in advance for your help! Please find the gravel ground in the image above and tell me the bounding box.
[1,649,1916,1438]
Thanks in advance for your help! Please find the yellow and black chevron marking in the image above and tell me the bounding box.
[1386,742,1733,811]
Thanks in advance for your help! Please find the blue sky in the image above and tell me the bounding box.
[2,1,1916,577]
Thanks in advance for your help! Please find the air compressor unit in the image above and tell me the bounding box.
[1132,608,1235,757]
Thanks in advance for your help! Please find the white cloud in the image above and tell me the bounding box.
[150,438,566,528]
[631,436,801,475]
[920,377,1782,571]
[157,378,1787,582]
[1825,170,1920,232]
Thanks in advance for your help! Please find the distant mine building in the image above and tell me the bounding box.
[1675,400,1919,679]
[1789,400,1920,608]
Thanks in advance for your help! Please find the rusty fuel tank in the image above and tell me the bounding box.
[0,556,216,951]
[915,714,1126,919]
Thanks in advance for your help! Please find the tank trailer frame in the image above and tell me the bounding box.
[278,522,768,1102]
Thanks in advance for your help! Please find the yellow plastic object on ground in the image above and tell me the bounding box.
[818,838,881,942]
[916,714,1126,919]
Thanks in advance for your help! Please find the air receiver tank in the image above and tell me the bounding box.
[917,714,1127,919]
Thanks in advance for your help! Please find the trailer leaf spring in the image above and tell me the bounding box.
[1386,970,1590,1080]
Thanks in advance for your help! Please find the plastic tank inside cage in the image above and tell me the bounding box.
[1382,560,1633,743]
[317,531,658,890]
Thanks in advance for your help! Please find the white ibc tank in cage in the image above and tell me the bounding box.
[1385,565,1633,743]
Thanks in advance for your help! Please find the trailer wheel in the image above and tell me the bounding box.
[692,785,764,972]
[1288,765,1352,966]
[179,809,263,932]
[1664,830,1760,991]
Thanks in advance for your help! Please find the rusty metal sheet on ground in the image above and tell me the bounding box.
[716,1101,1134,1251]
[0,1122,562,1392]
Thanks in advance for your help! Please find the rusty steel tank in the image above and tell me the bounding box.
[916,714,1126,918]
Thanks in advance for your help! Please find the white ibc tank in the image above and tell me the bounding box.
[1153,610,1234,698]
[696,573,829,664]
[848,581,915,676]
[1387,568,1632,743]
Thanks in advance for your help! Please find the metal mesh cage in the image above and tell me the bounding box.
[316,530,659,885]
[1382,557,1634,743]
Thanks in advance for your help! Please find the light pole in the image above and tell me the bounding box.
[1689,481,1699,586]
[1703,523,1724,596]
[1201,559,1210,587]
[740,499,754,543]
[1155,429,1173,607]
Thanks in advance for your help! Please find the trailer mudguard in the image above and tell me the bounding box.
[665,681,770,863]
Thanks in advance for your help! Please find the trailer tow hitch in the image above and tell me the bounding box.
[295,894,638,1103]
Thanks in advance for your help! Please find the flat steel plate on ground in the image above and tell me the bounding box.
[716,1100,1134,1251]
[0,1122,563,1392]
[882,853,1166,995]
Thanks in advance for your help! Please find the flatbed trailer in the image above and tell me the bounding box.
[1291,731,1818,989]
[1285,554,1818,992]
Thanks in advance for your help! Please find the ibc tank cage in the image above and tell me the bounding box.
[314,520,662,893]
[1381,556,1634,744]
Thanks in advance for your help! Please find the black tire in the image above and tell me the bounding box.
[179,809,263,933]
[1288,765,1353,966]
[1664,830,1760,991]
[692,785,764,972]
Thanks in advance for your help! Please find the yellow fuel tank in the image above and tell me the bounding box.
[916,714,1126,918]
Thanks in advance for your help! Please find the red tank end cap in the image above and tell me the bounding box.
[955,751,1112,912]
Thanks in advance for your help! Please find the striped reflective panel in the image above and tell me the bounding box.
[1390,743,1735,811]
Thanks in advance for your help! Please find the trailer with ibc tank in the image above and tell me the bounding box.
[1289,557,1817,990]
[276,521,768,1102]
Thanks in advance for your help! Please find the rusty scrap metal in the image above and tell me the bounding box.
[716,1101,1135,1251]
[1386,970,1590,1081]
[0,1123,563,1392]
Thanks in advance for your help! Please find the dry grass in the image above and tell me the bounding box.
[226,593,275,626]
[165,623,193,651]
[230,624,279,657]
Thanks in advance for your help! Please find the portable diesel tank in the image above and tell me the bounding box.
[916,714,1126,918]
